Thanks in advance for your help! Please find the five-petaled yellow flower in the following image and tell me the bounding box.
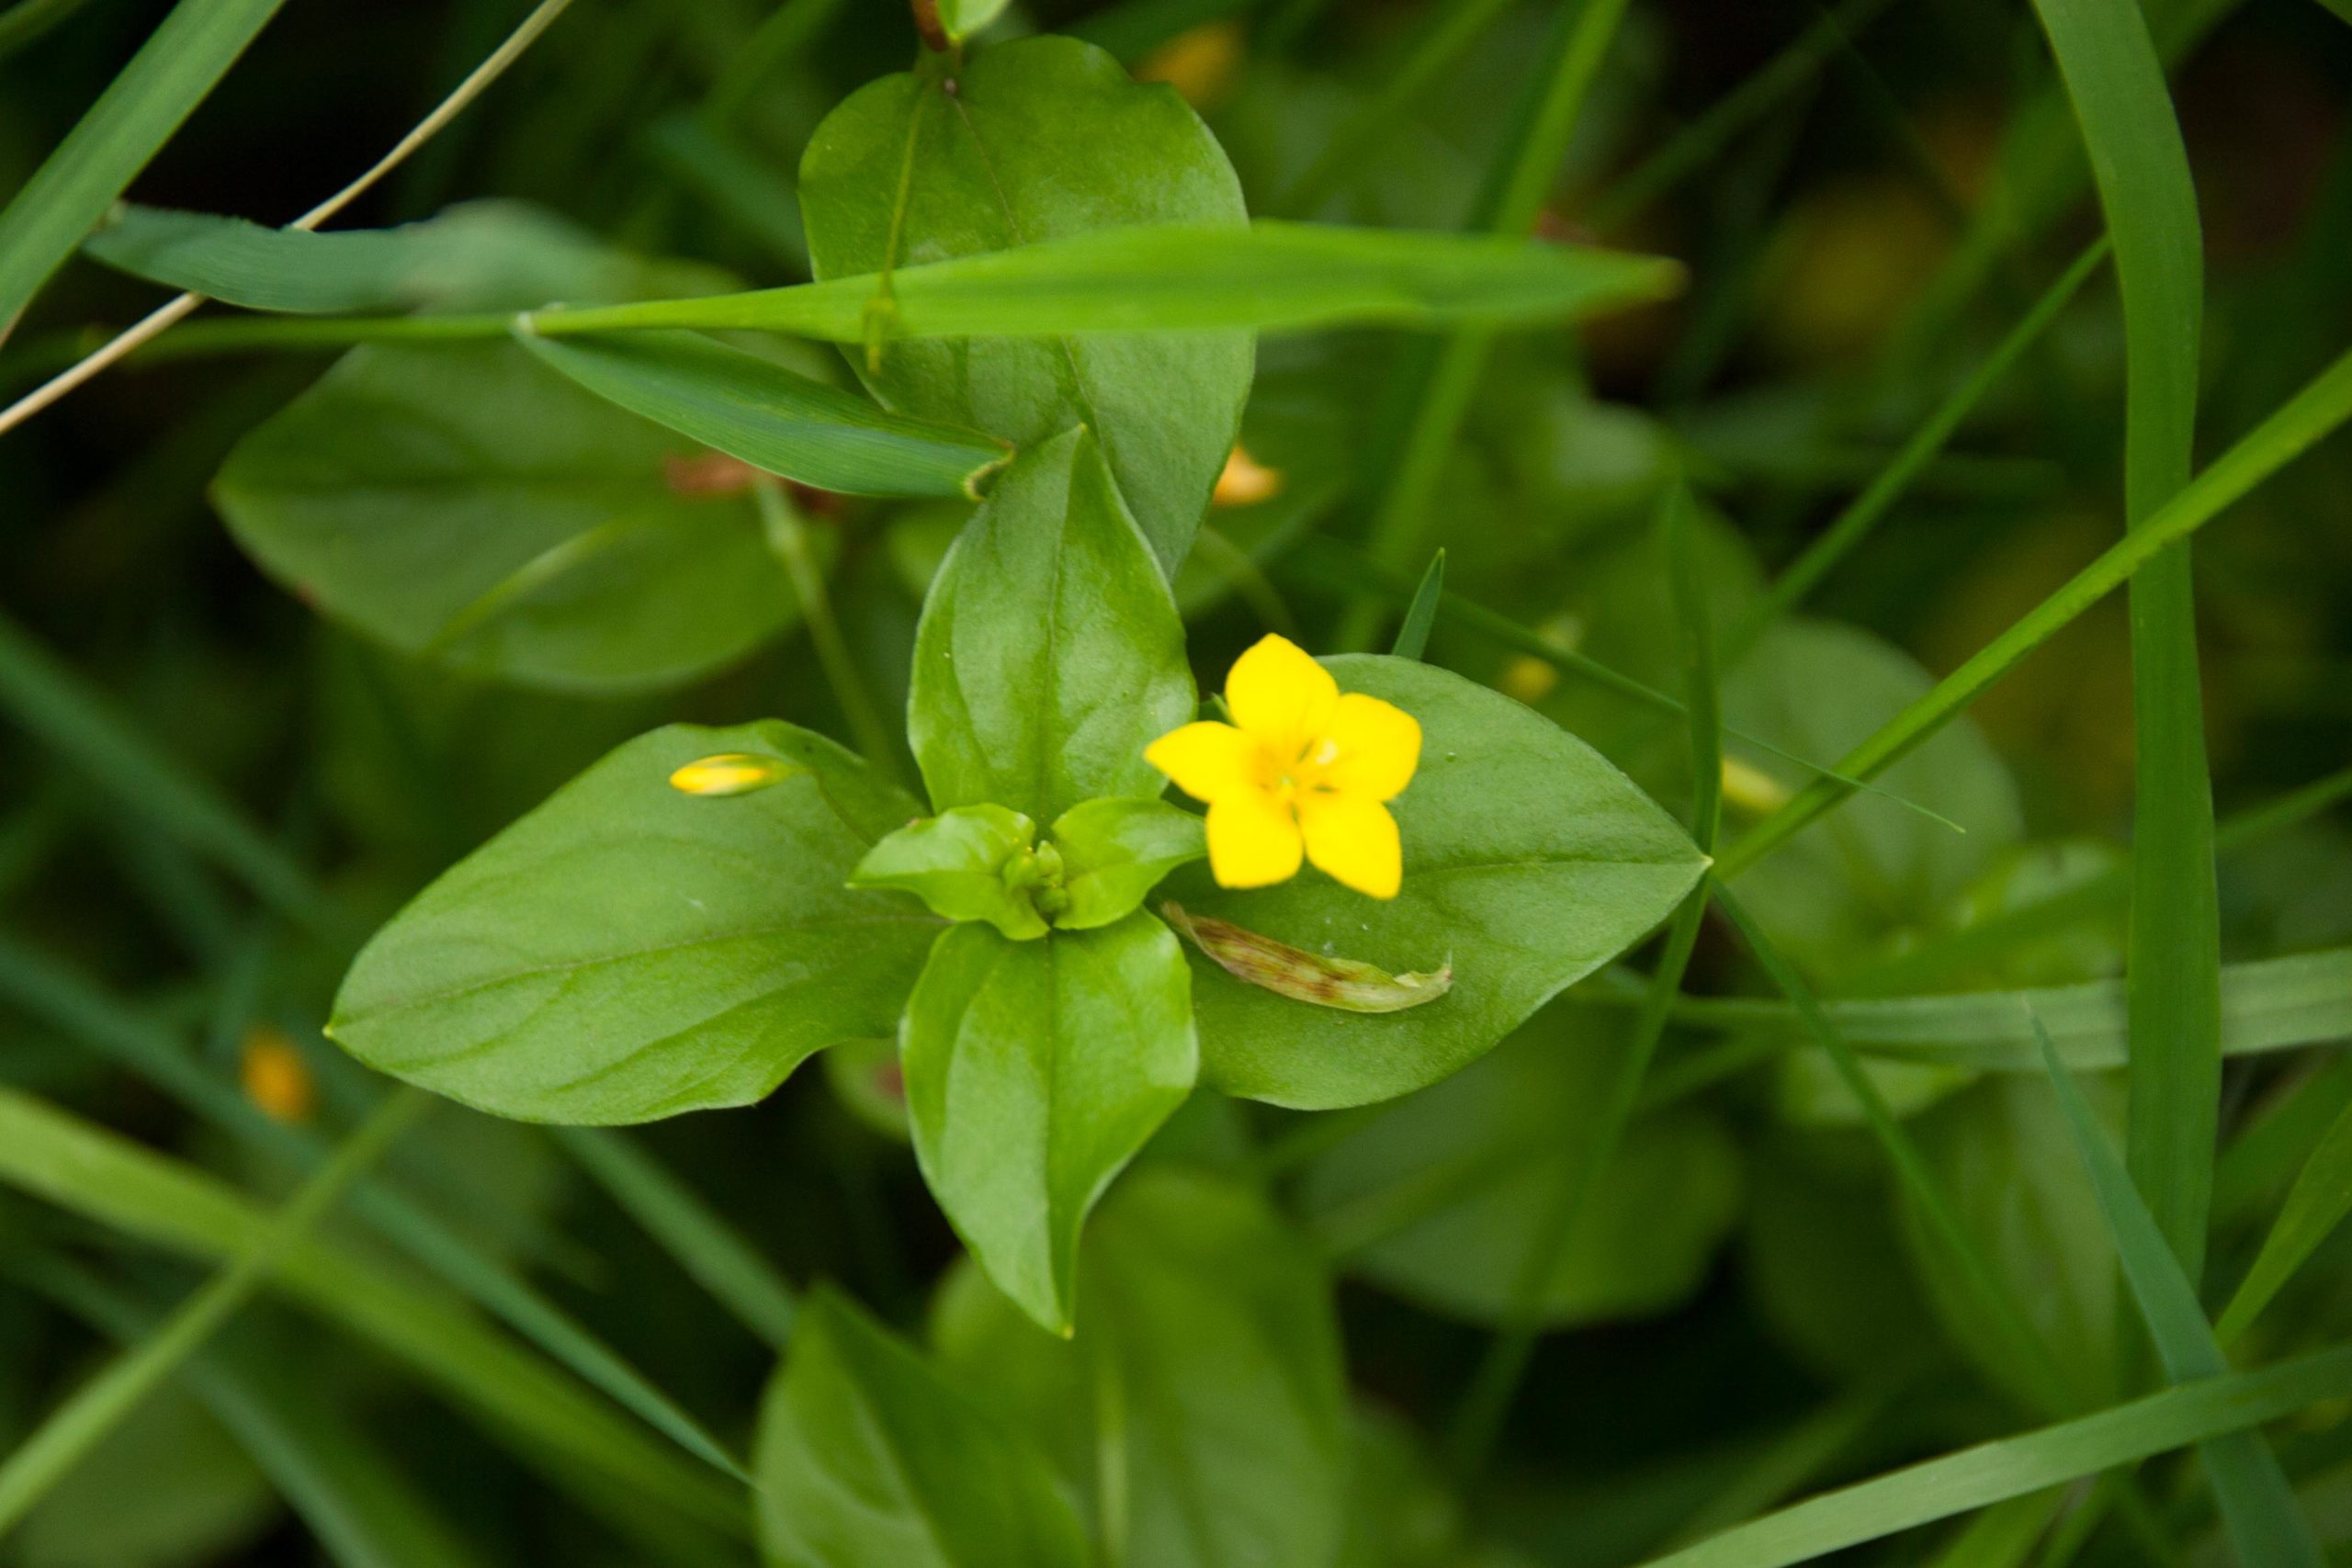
[1146,634,1420,898]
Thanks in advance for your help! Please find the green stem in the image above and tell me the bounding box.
[752,477,907,788]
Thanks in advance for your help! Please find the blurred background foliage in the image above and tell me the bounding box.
[3,0,2351,1562]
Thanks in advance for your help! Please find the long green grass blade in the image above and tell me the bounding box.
[1925,1492,2065,1568]
[0,1084,747,1538]
[535,220,1681,339]
[2030,0,2222,1288]
[0,0,97,64]
[2030,1015,2319,1565]
[0,0,286,329]
[1715,338,2352,882]
[555,1127,798,1351]
[1633,1345,2352,1568]
[28,1260,490,1568]
[0,1090,423,1537]
[0,611,341,935]
[1607,944,2352,1073]
[518,327,1009,499]
[2217,1094,2352,1344]
[0,934,751,1483]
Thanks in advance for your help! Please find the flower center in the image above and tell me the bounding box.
[1260,735,1342,807]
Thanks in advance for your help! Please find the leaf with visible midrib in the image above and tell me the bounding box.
[798,35,1251,573]
[332,721,941,1125]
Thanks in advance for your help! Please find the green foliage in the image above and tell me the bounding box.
[752,1289,1088,1568]
[909,426,1195,822]
[1047,797,1206,931]
[331,722,938,1122]
[853,804,1055,939]
[901,914,1197,1332]
[213,343,804,692]
[933,1168,1351,1568]
[798,35,1250,571]
[1173,655,1706,1108]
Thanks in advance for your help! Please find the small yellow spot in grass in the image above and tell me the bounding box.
[1211,443,1283,508]
[1146,633,1420,898]
[1135,19,1245,108]
[241,1027,316,1124]
[1721,755,1792,816]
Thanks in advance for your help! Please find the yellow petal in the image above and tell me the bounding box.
[1318,693,1421,801]
[1226,633,1337,753]
[1206,794,1303,888]
[1298,795,1402,899]
[1145,721,1261,804]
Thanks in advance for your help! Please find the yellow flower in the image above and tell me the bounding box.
[1145,634,1420,898]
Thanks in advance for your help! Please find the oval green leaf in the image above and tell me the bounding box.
[797,35,1250,570]
[1171,655,1708,1109]
[909,425,1194,825]
[330,721,940,1124]
[212,342,803,693]
[900,913,1198,1333]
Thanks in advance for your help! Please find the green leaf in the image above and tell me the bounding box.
[1898,1079,2120,1413]
[899,913,1197,1332]
[752,1289,1088,1568]
[2031,0,2222,1291]
[1632,1342,2352,1568]
[83,199,734,313]
[1299,1021,1742,1327]
[2030,1019,2320,1566]
[15,1374,276,1568]
[932,1168,1351,1568]
[1723,619,2023,978]
[2218,1093,2352,1343]
[1171,655,1707,1109]
[796,34,1250,570]
[937,0,1011,39]
[516,328,1010,499]
[212,342,802,693]
[331,721,940,1124]
[1046,797,1204,931]
[852,803,1050,941]
[909,426,1194,824]
[0,0,287,329]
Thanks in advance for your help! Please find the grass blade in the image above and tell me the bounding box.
[1729,239,2109,656]
[0,1089,424,1537]
[2030,0,2222,1286]
[0,1084,747,1538]
[2217,1094,2352,1344]
[1387,549,1445,660]
[1714,338,2352,882]
[2029,1014,2319,1565]
[1712,886,2081,1414]
[0,934,751,1484]
[1632,1345,2352,1568]
[1611,944,2352,1075]
[28,1260,490,1568]
[0,0,286,330]
[555,1127,798,1350]
[1444,485,1723,1477]
[0,611,342,936]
